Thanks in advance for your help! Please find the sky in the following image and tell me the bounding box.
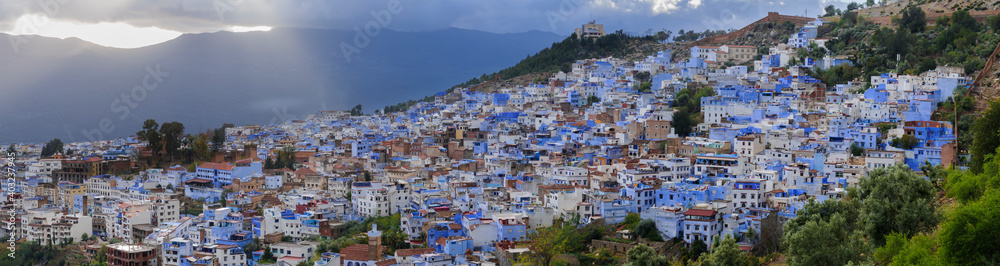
[0,0,866,49]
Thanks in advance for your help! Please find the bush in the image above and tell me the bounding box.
[634,220,663,241]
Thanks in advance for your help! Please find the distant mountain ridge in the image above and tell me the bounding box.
[0,28,564,144]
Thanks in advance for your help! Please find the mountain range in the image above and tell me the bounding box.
[0,28,564,144]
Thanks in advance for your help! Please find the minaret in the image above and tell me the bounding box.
[367,224,382,261]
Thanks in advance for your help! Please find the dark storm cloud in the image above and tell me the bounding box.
[0,0,863,34]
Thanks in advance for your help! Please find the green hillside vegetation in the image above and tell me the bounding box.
[811,7,1000,161]
[773,100,1000,266]
[383,31,663,113]
[823,7,1000,78]
[460,30,638,85]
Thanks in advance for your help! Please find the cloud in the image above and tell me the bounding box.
[0,0,861,37]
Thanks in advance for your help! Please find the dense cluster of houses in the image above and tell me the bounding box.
[0,18,967,266]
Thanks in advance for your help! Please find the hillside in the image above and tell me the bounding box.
[468,12,828,91]
[688,12,817,48]
[855,0,1000,24]
[820,2,1000,110]
[0,28,564,144]
[382,32,682,112]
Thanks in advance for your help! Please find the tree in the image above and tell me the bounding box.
[527,225,567,265]
[655,30,672,42]
[806,43,827,59]
[673,93,690,109]
[264,157,275,169]
[350,104,364,116]
[625,244,668,266]
[890,134,919,149]
[40,138,64,157]
[81,233,89,242]
[242,238,264,259]
[824,5,839,17]
[260,245,276,262]
[212,123,233,151]
[159,121,185,161]
[988,15,1000,32]
[783,199,868,266]
[949,10,979,31]
[850,142,865,157]
[587,95,601,104]
[866,0,875,7]
[752,210,783,256]
[633,71,651,82]
[744,226,757,243]
[273,146,297,170]
[671,109,695,137]
[622,213,640,229]
[938,188,1000,264]
[946,146,1000,204]
[635,82,652,92]
[94,245,108,263]
[971,101,1000,173]
[137,119,162,157]
[585,247,617,265]
[857,164,938,246]
[897,5,926,33]
[846,2,860,11]
[872,27,914,61]
[193,132,210,161]
[874,232,939,265]
[686,238,709,260]
[633,219,662,241]
[704,235,745,266]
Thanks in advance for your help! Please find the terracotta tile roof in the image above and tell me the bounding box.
[294,168,318,176]
[185,178,212,184]
[395,247,436,257]
[684,209,717,217]
[341,244,371,261]
[376,259,397,266]
[198,162,235,171]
